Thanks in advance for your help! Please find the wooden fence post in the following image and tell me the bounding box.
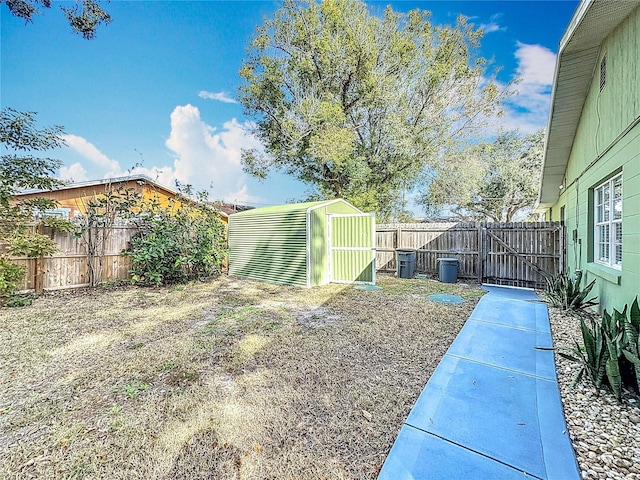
[34,223,45,293]
[480,225,488,284]
[477,224,483,284]
[33,257,43,293]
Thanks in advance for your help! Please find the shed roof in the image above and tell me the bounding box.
[537,0,640,209]
[230,199,359,217]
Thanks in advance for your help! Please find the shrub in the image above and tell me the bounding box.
[125,192,226,286]
[544,270,597,314]
[0,258,26,301]
[4,293,34,308]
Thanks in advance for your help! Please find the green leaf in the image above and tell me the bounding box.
[622,349,640,366]
[580,317,598,365]
[571,368,585,388]
[605,357,622,401]
[630,297,640,330]
[544,272,597,313]
[558,351,581,363]
[623,302,640,352]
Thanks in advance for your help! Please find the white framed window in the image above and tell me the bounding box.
[594,173,622,269]
[36,207,71,219]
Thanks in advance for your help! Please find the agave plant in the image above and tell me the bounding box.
[544,270,598,314]
[561,298,640,400]
[601,309,624,401]
[560,316,622,400]
[621,298,640,393]
[560,318,605,388]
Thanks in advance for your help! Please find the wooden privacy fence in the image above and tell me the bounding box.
[377,222,564,288]
[9,225,137,292]
[7,221,563,291]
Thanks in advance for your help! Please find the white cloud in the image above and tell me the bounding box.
[128,165,177,189]
[198,90,238,104]
[59,162,88,182]
[480,23,502,34]
[61,134,178,188]
[59,106,265,203]
[63,134,121,176]
[165,104,264,203]
[225,184,263,205]
[497,42,557,133]
[514,41,556,86]
[480,14,506,34]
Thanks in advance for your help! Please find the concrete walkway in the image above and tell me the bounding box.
[378,285,581,479]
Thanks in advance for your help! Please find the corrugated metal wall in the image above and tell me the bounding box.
[229,209,308,287]
[331,215,373,248]
[229,199,373,287]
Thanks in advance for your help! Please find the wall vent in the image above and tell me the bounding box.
[599,54,607,92]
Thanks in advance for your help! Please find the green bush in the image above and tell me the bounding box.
[0,257,26,302]
[544,270,597,314]
[125,194,226,286]
[4,293,34,308]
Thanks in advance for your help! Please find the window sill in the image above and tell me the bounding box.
[586,262,621,285]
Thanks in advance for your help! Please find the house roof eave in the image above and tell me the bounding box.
[17,174,179,198]
[538,0,640,207]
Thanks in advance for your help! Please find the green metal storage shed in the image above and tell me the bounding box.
[228,199,376,287]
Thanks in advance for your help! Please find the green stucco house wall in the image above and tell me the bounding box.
[538,0,640,312]
[228,199,376,288]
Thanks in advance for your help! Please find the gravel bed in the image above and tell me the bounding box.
[549,307,640,479]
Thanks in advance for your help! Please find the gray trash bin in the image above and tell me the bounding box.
[438,257,458,283]
[396,249,417,279]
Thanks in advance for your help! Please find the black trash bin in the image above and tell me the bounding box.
[396,249,417,279]
[438,257,458,283]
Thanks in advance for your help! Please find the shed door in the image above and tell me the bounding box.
[328,214,376,284]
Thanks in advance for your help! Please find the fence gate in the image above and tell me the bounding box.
[376,222,564,289]
[328,214,376,284]
[480,222,564,288]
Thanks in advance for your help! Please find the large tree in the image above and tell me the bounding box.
[2,0,111,39]
[0,108,66,234]
[0,108,71,298]
[239,0,506,220]
[420,129,544,222]
[2,0,110,298]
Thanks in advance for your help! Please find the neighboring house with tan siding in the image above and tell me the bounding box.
[16,174,229,224]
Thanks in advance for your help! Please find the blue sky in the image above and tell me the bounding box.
[1,0,579,209]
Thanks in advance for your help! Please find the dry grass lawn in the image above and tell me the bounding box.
[0,275,484,479]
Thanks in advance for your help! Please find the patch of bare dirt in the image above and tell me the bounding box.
[0,275,482,479]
